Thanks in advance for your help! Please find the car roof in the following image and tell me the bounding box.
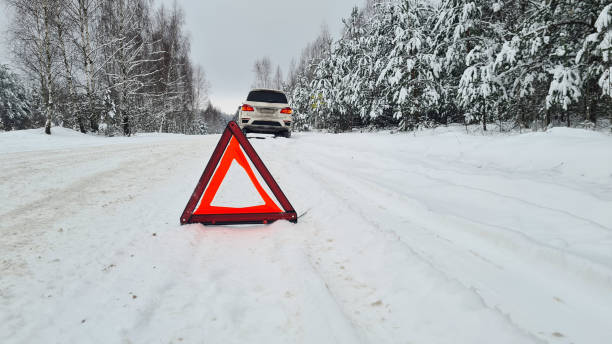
[249,88,285,94]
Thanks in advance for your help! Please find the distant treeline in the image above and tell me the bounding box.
[1,0,223,135]
[280,0,612,132]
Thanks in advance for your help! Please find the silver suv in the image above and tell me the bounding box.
[238,89,293,138]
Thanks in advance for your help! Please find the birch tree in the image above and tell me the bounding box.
[69,0,100,132]
[100,0,158,135]
[273,65,284,90]
[55,1,86,132]
[8,0,60,134]
[252,57,273,89]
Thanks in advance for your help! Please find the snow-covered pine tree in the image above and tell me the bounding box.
[290,72,313,130]
[288,25,333,130]
[334,6,369,129]
[348,3,395,129]
[510,0,611,128]
[0,65,33,130]
[593,4,612,98]
[310,50,337,130]
[433,0,476,127]
[308,7,366,132]
[378,0,440,130]
[436,0,506,131]
[577,3,612,126]
[487,0,548,130]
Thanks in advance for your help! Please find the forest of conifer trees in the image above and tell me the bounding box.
[283,0,611,132]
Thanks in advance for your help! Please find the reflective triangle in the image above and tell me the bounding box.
[180,121,297,226]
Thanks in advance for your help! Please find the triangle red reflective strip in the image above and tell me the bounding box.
[194,136,282,215]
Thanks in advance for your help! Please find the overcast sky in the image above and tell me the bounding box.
[159,0,362,113]
[0,0,363,114]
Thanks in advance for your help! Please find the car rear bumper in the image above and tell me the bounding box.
[243,124,290,134]
[240,119,291,133]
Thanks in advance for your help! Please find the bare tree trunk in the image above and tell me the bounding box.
[43,0,54,135]
[57,18,86,133]
[117,0,131,136]
[482,113,487,131]
[519,102,524,133]
[77,0,97,131]
[123,112,131,136]
[584,86,592,124]
[482,98,487,131]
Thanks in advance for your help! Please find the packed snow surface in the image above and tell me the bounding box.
[1,126,612,343]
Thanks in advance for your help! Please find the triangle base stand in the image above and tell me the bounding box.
[189,212,297,226]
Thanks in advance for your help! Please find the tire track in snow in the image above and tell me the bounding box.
[296,143,612,343]
[307,142,612,232]
[0,138,205,214]
[1,138,204,220]
[305,142,612,266]
[315,152,612,281]
[395,162,611,231]
[308,168,539,342]
[265,141,539,343]
[1,138,209,341]
[0,139,191,180]
[308,144,612,283]
[116,224,365,344]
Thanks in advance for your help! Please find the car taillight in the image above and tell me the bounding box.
[280,107,293,114]
[242,104,254,112]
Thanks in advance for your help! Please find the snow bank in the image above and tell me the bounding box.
[0,126,192,154]
[388,125,612,185]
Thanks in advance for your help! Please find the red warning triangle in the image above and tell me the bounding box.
[180,121,297,225]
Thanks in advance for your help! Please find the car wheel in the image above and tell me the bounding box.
[276,130,290,138]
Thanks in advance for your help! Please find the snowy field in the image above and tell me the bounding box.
[1,126,612,343]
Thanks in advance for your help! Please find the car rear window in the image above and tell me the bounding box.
[247,90,288,104]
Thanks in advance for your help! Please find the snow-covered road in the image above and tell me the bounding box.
[1,127,612,343]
